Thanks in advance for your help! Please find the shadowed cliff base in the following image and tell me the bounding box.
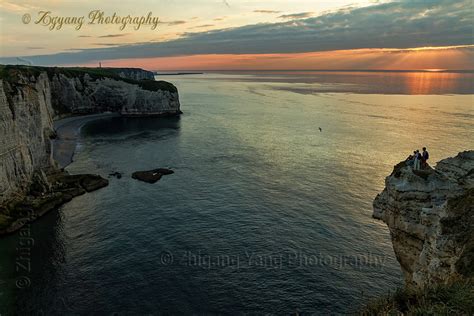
[0,168,108,235]
[52,113,120,168]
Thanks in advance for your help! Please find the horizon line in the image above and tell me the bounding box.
[153,69,474,74]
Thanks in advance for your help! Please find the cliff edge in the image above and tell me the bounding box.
[373,151,473,288]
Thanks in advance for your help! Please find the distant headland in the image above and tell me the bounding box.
[154,72,204,75]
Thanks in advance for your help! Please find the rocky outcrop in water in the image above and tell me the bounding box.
[373,151,474,288]
[132,168,174,184]
[0,65,180,234]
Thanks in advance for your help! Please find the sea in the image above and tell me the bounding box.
[0,70,473,314]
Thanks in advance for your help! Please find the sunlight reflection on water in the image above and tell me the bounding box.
[0,72,472,314]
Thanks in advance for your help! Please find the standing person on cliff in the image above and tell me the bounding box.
[422,147,429,168]
[413,150,421,170]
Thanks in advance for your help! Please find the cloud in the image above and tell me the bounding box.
[163,20,187,26]
[278,12,314,19]
[26,47,45,50]
[192,24,214,29]
[0,1,38,13]
[214,17,226,21]
[1,0,473,65]
[78,35,92,38]
[254,10,281,14]
[92,43,123,47]
[98,34,129,38]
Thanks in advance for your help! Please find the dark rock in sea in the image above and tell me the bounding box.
[155,168,175,175]
[132,168,174,184]
[109,172,123,179]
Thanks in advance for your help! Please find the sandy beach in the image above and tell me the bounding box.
[52,113,119,168]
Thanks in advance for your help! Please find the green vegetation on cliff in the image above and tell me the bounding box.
[360,279,474,315]
[0,64,177,93]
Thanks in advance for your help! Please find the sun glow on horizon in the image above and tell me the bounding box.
[422,69,446,72]
[80,46,474,72]
[390,45,474,52]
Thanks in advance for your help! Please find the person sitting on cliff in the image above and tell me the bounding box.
[422,147,429,168]
[406,151,416,167]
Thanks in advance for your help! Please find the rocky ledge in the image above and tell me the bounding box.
[373,150,473,288]
[0,168,108,235]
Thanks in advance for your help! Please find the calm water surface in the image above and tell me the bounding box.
[0,71,473,314]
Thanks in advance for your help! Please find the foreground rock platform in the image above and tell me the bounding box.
[373,150,474,288]
[0,168,108,235]
[132,168,174,184]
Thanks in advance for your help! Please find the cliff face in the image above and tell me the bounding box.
[49,74,180,117]
[373,151,474,288]
[0,72,56,205]
[0,65,180,205]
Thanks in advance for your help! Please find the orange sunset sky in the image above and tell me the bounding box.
[97,47,474,71]
[0,0,473,70]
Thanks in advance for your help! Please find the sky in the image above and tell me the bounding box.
[0,0,473,70]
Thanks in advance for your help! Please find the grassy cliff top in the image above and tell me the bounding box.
[0,64,177,93]
[360,278,474,315]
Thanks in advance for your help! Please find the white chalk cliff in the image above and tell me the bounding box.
[374,151,473,288]
[0,66,180,206]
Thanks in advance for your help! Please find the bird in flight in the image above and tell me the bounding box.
[319,127,322,132]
